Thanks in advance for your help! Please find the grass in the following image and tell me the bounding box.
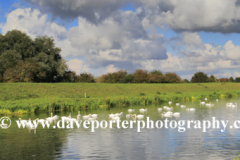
[234,153,240,160]
[0,83,240,115]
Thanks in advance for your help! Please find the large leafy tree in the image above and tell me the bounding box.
[0,30,67,82]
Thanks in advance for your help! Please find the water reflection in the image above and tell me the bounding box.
[0,98,240,159]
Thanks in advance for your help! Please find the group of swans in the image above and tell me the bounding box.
[226,102,237,108]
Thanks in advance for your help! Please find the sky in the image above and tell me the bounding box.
[1,0,240,80]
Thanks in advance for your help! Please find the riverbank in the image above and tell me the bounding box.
[0,83,240,115]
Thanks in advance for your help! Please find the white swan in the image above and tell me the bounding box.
[77,111,81,121]
[46,113,55,123]
[126,114,132,119]
[18,118,28,124]
[34,118,45,126]
[109,114,115,119]
[180,105,186,108]
[176,103,180,106]
[165,107,173,111]
[204,98,208,101]
[161,112,172,117]
[83,115,90,120]
[91,114,98,119]
[173,112,180,117]
[132,114,144,119]
[169,101,172,105]
[114,113,122,117]
[186,108,195,111]
[139,108,148,113]
[61,113,71,122]
[206,102,214,107]
[199,100,205,105]
[157,108,162,112]
[128,109,135,113]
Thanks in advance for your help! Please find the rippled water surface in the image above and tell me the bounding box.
[1,98,240,160]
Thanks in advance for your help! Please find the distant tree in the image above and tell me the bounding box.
[59,71,76,82]
[148,70,166,83]
[209,74,216,82]
[126,74,134,83]
[183,79,190,83]
[165,72,182,83]
[76,72,95,83]
[191,72,209,83]
[98,70,127,83]
[229,77,235,82]
[219,78,229,82]
[236,77,240,83]
[149,70,163,76]
[133,69,149,83]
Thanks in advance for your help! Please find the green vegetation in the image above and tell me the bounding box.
[234,153,240,160]
[1,83,240,115]
[97,69,182,83]
[0,30,68,82]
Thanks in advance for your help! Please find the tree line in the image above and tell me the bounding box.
[0,30,239,83]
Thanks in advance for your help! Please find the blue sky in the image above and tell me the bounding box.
[1,0,240,80]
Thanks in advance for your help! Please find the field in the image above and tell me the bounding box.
[1,83,240,115]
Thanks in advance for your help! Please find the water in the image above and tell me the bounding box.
[1,98,240,160]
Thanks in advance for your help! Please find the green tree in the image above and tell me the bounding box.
[183,79,190,83]
[230,77,235,82]
[133,69,149,83]
[209,74,216,82]
[165,72,182,83]
[191,72,209,83]
[77,72,95,83]
[4,61,39,82]
[0,50,22,75]
[236,77,240,83]
[0,30,68,82]
[126,74,134,83]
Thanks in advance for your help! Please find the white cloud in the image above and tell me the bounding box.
[67,59,90,74]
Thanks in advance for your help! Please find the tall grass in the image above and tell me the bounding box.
[0,83,240,115]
